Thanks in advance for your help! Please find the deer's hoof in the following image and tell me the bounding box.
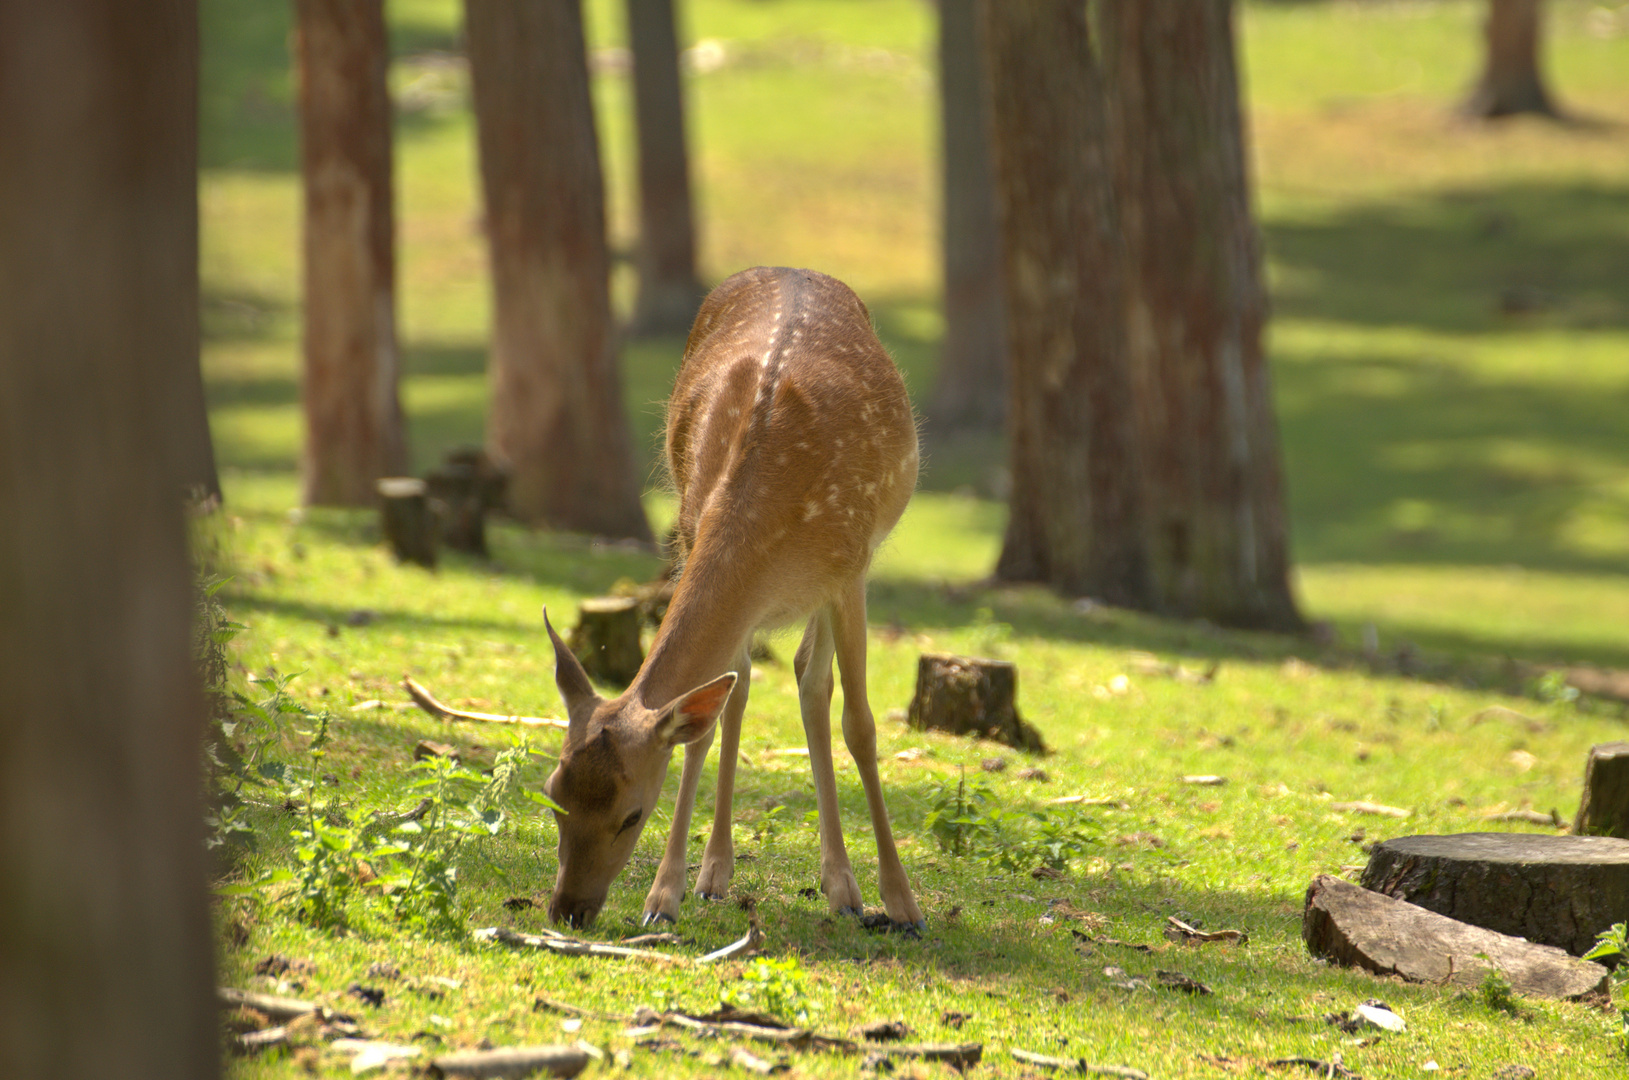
[697,891,727,902]
[894,919,927,937]
[837,905,863,917]
[641,909,677,926]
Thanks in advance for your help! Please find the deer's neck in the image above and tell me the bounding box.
[632,553,764,709]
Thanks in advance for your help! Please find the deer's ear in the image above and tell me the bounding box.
[656,672,737,748]
[544,609,599,730]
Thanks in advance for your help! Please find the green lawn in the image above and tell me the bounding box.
[203,2,1629,1076]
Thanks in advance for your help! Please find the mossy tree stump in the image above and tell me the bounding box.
[1575,741,1629,839]
[377,477,436,568]
[1361,832,1629,957]
[906,653,1045,753]
[569,597,644,685]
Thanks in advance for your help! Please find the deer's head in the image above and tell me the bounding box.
[540,614,735,927]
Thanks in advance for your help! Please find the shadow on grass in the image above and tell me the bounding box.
[1266,182,1629,334]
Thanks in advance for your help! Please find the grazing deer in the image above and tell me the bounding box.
[541,266,925,931]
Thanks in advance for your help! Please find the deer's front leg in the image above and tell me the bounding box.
[642,725,714,925]
[696,644,752,900]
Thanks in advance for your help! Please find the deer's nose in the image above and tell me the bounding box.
[549,894,603,929]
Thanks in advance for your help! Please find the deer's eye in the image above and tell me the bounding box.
[617,809,642,835]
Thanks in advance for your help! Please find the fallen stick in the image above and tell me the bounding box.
[473,926,681,963]
[235,1026,289,1053]
[1329,800,1409,819]
[1164,916,1248,945]
[403,676,568,729]
[698,924,764,964]
[666,1014,812,1049]
[430,1045,590,1079]
[1046,795,1131,810]
[218,987,319,1021]
[1009,1050,1149,1079]
[876,1043,983,1068]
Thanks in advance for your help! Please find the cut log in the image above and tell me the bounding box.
[906,653,1045,752]
[1575,742,1629,839]
[377,477,436,568]
[1302,874,1608,1000]
[568,597,644,685]
[1360,832,1629,956]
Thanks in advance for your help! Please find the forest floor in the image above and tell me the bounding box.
[202,1,1629,1076]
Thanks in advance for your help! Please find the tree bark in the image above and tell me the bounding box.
[0,3,219,1076]
[296,0,408,507]
[926,0,1006,437]
[465,0,653,541]
[1101,0,1303,632]
[626,0,706,337]
[1464,0,1557,118]
[981,0,1151,606]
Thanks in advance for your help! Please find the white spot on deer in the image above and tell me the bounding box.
[863,482,877,497]
[776,453,788,466]
[803,500,821,522]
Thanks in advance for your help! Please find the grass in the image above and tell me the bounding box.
[203,1,1629,1075]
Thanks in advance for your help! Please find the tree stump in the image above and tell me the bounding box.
[425,448,506,556]
[568,597,644,686]
[1361,832,1629,956]
[906,653,1045,753]
[1575,742,1629,839]
[1303,875,1608,1000]
[377,477,436,568]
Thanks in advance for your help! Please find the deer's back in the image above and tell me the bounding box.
[665,267,917,625]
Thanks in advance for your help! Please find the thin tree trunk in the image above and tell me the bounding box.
[465,0,653,542]
[1102,0,1303,632]
[0,3,219,1077]
[927,0,1006,437]
[981,0,1150,606]
[627,0,706,337]
[1464,0,1557,118]
[296,0,407,506]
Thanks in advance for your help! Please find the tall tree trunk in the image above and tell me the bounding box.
[981,0,1151,606]
[626,0,706,337]
[296,0,408,506]
[0,2,219,1077]
[465,0,653,541]
[1102,0,1303,633]
[1464,0,1557,118]
[927,0,1006,437]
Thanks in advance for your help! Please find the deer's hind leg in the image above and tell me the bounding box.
[831,577,925,929]
[794,610,863,915]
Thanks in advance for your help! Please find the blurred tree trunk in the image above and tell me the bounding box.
[1464,0,1556,118]
[1102,0,1303,632]
[465,0,652,541]
[0,2,219,1077]
[627,0,706,336]
[296,0,407,506]
[926,0,1006,437]
[980,0,1151,606]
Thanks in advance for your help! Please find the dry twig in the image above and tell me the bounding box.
[403,676,568,729]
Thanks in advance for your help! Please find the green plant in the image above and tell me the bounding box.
[1584,921,1629,1055]
[722,956,813,1025]
[923,769,1097,872]
[370,743,543,933]
[1477,956,1521,1018]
